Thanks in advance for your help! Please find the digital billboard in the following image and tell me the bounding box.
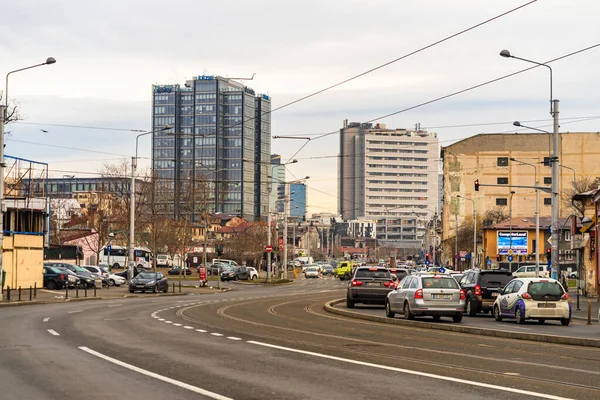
[497,231,528,254]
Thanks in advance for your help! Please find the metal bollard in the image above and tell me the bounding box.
[18,286,22,301]
[84,285,87,298]
[34,282,37,299]
[29,286,32,301]
[76,285,79,298]
[179,281,181,293]
[94,285,97,297]
[587,301,592,325]
[65,285,69,299]
[6,286,10,302]
[172,282,175,293]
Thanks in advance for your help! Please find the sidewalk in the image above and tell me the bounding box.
[569,288,599,321]
[0,283,228,307]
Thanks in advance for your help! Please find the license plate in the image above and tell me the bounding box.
[538,303,556,308]
[492,292,499,297]
[432,294,452,300]
[367,282,380,287]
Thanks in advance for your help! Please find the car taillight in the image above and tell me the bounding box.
[460,289,466,300]
[351,280,363,286]
[474,284,482,296]
[59,274,64,280]
[522,293,532,299]
[414,289,423,299]
[384,280,394,287]
[561,293,569,300]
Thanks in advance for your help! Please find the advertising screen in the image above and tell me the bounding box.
[497,231,528,254]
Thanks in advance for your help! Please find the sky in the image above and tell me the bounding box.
[2,0,600,216]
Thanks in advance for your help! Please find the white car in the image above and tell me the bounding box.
[246,267,259,280]
[304,266,320,278]
[107,273,126,287]
[156,254,173,268]
[493,277,570,325]
[512,265,550,278]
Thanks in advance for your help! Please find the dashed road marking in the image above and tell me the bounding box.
[227,337,242,341]
[43,317,50,322]
[173,323,182,327]
[210,333,224,337]
[184,326,194,330]
[196,329,207,333]
[48,329,60,336]
[68,310,83,314]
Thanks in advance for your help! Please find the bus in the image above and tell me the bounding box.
[100,245,153,270]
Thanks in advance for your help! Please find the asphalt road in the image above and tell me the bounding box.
[1,278,599,400]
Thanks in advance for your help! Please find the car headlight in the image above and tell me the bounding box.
[147,280,156,285]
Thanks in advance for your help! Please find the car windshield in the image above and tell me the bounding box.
[72,265,89,273]
[480,271,513,286]
[138,272,157,279]
[422,277,459,289]
[157,255,166,259]
[307,267,319,272]
[355,268,391,279]
[528,281,564,296]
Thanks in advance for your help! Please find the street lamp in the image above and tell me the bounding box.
[282,177,309,279]
[129,125,171,281]
[0,57,57,300]
[502,49,560,280]
[457,195,476,269]
[107,233,116,271]
[510,157,540,269]
[509,190,516,271]
[513,121,551,159]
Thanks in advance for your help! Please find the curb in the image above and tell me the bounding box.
[324,299,600,348]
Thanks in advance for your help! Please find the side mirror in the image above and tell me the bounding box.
[498,288,504,295]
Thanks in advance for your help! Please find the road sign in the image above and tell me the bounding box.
[547,237,553,245]
[106,245,111,252]
[425,260,431,266]
[507,249,514,255]
[486,259,492,266]
[265,245,273,253]
[507,255,514,262]
[438,267,446,274]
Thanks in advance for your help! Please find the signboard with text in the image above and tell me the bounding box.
[497,231,528,255]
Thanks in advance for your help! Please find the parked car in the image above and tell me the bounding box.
[45,263,96,288]
[458,269,514,316]
[346,267,394,308]
[220,266,253,281]
[321,265,335,276]
[156,254,174,268]
[114,266,142,280]
[493,278,570,325]
[54,267,85,288]
[79,265,110,287]
[568,271,578,279]
[106,273,126,286]
[304,266,321,278]
[129,271,169,293]
[513,265,550,278]
[168,266,192,276]
[42,266,71,290]
[386,274,465,322]
[246,267,259,280]
[208,262,227,276]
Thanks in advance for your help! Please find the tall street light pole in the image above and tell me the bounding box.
[0,57,56,300]
[457,195,476,269]
[509,191,516,271]
[283,177,309,279]
[510,158,539,269]
[129,126,171,281]
[501,49,560,280]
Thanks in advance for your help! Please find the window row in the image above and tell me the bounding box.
[496,197,552,206]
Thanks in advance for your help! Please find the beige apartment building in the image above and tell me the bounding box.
[440,132,600,262]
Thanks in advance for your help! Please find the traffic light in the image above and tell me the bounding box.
[545,248,551,260]
[474,179,480,191]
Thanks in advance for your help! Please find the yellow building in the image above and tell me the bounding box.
[441,132,600,261]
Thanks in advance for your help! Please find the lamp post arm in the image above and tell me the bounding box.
[5,62,50,109]
[509,55,553,114]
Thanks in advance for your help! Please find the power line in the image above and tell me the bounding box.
[5,138,131,157]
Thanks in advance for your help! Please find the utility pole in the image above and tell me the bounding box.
[0,104,5,300]
[550,99,560,280]
[454,212,458,269]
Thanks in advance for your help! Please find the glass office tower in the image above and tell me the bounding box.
[151,75,271,221]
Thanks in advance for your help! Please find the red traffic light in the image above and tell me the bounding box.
[474,179,480,191]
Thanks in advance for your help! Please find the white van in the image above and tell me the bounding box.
[513,265,550,278]
[212,259,238,267]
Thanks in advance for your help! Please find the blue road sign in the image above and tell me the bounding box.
[486,259,492,266]
[438,267,446,274]
[465,253,471,259]
[507,255,514,262]
[106,245,112,252]
[425,260,431,266]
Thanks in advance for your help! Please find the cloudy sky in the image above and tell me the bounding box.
[2,0,599,215]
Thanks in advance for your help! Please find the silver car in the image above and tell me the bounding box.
[385,274,465,322]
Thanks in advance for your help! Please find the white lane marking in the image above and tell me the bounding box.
[79,347,232,400]
[164,321,173,324]
[47,329,60,336]
[196,329,207,333]
[227,337,242,341]
[68,310,83,314]
[43,317,50,323]
[158,319,165,321]
[210,333,224,337]
[173,323,182,327]
[183,326,194,330]
[247,341,572,400]
[108,304,123,308]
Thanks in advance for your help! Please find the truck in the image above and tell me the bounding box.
[334,260,357,281]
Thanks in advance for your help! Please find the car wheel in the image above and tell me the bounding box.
[109,279,115,287]
[385,300,395,318]
[251,275,256,280]
[113,263,120,269]
[560,318,570,326]
[339,275,345,281]
[163,285,168,293]
[129,289,134,293]
[346,295,355,309]
[432,315,441,322]
[234,276,238,281]
[344,274,350,281]
[46,280,57,290]
[153,285,158,293]
[466,298,477,317]
[515,307,525,324]
[493,305,503,321]
[537,319,546,324]
[403,302,414,320]
[452,314,463,323]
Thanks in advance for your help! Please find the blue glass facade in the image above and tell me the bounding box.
[289,183,307,220]
[151,77,271,221]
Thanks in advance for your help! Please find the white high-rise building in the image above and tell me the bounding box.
[338,121,439,250]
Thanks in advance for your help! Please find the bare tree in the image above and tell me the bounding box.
[0,94,22,124]
[562,177,600,215]
[482,206,510,227]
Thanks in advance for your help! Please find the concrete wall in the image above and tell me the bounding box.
[3,234,44,289]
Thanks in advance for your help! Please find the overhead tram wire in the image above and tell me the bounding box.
[307,42,600,143]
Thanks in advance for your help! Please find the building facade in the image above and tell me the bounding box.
[289,183,307,220]
[338,121,439,249]
[441,132,600,261]
[151,75,271,222]
[270,154,285,214]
